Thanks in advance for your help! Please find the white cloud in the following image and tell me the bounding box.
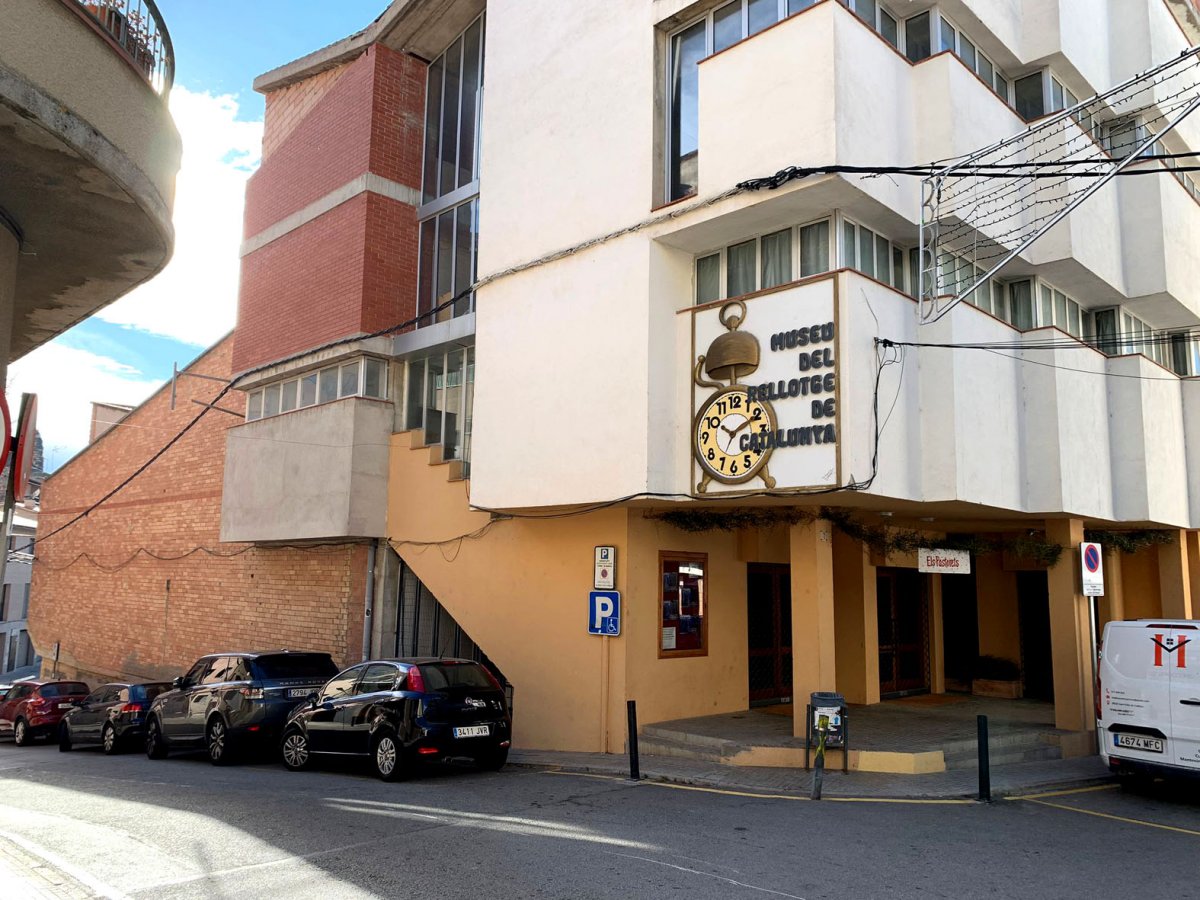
[93,86,263,345]
[6,345,163,471]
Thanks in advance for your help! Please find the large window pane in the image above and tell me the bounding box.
[660,553,707,656]
[1015,73,1045,120]
[939,17,955,53]
[436,210,454,321]
[1039,285,1054,327]
[994,73,1008,100]
[727,240,756,296]
[417,218,436,320]
[697,253,721,303]
[280,380,297,413]
[978,55,994,86]
[340,361,361,398]
[300,372,317,407]
[788,0,817,13]
[444,349,464,460]
[875,234,889,283]
[1050,78,1065,112]
[958,35,976,70]
[992,282,1009,322]
[908,246,919,297]
[406,360,426,431]
[247,392,262,421]
[892,246,904,290]
[319,367,339,404]
[879,10,898,48]
[670,21,706,200]
[365,359,386,399]
[439,36,462,197]
[853,0,876,27]
[1054,291,1068,330]
[748,0,778,35]
[425,355,445,445]
[1010,281,1034,329]
[263,384,280,417]
[858,227,876,278]
[457,19,482,189]
[800,221,829,277]
[1067,300,1082,338]
[714,2,742,53]
[422,56,443,203]
[761,229,792,289]
[905,12,931,62]
[455,201,474,316]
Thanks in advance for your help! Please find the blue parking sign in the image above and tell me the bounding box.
[588,591,621,636]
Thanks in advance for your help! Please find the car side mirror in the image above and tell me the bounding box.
[307,693,318,708]
[172,676,186,690]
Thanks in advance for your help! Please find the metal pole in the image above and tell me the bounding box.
[361,540,377,661]
[1089,592,1101,754]
[811,714,828,801]
[626,700,640,781]
[977,714,991,802]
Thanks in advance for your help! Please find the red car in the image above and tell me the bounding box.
[0,681,91,745]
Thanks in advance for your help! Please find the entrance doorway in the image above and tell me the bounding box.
[747,564,792,706]
[1017,572,1054,701]
[877,569,931,696]
[941,571,979,692]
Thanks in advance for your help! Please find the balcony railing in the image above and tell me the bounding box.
[65,0,174,96]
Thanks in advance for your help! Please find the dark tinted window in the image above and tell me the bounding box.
[321,667,364,702]
[40,683,89,698]
[135,683,172,702]
[416,663,494,691]
[201,658,235,685]
[358,664,399,694]
[252,654,338,681]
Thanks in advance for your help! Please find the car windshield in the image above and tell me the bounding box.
[251,654,337,681]
[39,683,88,698]
[418,663,495,691]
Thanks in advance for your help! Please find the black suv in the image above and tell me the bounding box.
[280,657,511,780]
[146,651,338,764]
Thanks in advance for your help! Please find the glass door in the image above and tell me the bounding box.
[877,569,930,696]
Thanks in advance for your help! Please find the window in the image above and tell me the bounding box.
[939,16,955,53]
[799,221,829,278]
[321,666,364,702]
[280,380,297,413]
[417,15,483,324]
[245,358,389,420]
[660,552,707,657]
[760,228,792,289]
[727,239,757,296]
[905,12,931,62]
[843,217,905,286]
[364,358,387,399]
[318,367,338,404]
[1015,73,1045,121]
[404,347,476,467]
[358,664,399,694]
[695,220,830,303]
[300,373,317,407]
[697,254,721,303]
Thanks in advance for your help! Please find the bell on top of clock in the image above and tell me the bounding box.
[702,300,759,385]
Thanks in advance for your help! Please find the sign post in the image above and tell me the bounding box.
[1080,541,1104,753]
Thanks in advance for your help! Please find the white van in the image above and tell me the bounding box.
[1097,618,1200,780]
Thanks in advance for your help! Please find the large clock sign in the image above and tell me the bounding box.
[691,281,839,495]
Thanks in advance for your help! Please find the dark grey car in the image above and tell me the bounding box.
[145,651,338,765]
[59,681,172,754]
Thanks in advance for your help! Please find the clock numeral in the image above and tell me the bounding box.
[716,400,727,415]
[700,431,709,445]
[730,394,742,409]
[752,406,763,421]
[730,460,739,475]
[744,454,752,468]
[707,416,721,429]
[706,447,716,462]
[718,457,726,471]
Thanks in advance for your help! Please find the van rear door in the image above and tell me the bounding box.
[1167,624,1200,771]
[1101,623,1172,763]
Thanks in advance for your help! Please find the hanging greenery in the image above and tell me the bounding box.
[1084,529,1174,555]
[647,507,815,534]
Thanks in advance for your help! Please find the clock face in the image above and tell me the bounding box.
[693,387,776,483]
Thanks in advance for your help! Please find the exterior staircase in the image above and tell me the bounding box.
[405,428,468,482]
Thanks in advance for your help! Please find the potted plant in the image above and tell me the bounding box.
[971,655,1023,699]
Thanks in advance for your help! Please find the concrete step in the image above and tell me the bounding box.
[945,744,1062,770]
[638,735,729,764]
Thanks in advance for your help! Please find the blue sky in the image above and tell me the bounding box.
[8,1,386,471]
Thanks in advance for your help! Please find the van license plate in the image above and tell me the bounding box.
[1115,734,1164,753]
[453,725,490,738]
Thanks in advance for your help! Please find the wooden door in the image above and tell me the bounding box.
[747,564,792,705]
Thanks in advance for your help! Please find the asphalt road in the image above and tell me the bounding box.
[0,738,1197,899]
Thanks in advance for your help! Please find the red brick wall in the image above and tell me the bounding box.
[29,337,369,685]
[233,44,426,374]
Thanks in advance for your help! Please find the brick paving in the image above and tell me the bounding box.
[0,836,96,900]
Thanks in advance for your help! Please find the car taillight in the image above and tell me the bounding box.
[119,703,145,714]
[26,698,48,713]
[407,666,425,693]
[481,667,504,692]
[240,687,264,699]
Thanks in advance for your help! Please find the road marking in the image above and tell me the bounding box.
[1006,784,1118,801]
[606,851,806,899]
[0,828,131,900]
[540,771,974,804]
[1018,798,1200,837]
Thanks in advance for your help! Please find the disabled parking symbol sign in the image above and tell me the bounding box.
[588,591,621,636]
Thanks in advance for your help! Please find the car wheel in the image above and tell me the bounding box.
[58,722,73,753]
[478,746,509,772]
[370,730,404,782]
[13,718,31,747]
[206,717,235,766]
[280,727,311,772]
[102,723,119,755]
[145,718,168,760]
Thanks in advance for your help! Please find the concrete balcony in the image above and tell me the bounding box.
[220,397,393,543]
[0,0,181,363]
[1118,170,1200,325]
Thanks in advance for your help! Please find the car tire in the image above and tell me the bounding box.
[13,718,31,747]
[478,746,509,772]
[280,727,312,772]
[370,730,404,782]
[58,723,73,753]
[206,717,235,766]
[145,718,168,760]
[102,723,119,755]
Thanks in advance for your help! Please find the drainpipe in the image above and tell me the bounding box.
[362,539,378,661]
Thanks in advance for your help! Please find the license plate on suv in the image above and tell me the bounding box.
[453,725,490,739]
[1115,734,1164,753]
[288,689,310,698]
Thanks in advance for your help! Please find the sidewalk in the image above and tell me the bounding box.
[508,748,1114,800]
[0,836,96,900]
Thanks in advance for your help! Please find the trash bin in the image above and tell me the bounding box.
[808,691,846,748]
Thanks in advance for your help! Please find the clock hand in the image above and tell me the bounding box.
[730,418,752,437]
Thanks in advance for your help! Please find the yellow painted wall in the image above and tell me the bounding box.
[976,552,1020,663]
[832,530,879,705]
[1119,546,1163,620]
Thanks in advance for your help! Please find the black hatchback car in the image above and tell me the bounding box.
[280,657,511,780]
[58,681,171,754]
[146,650,339,764]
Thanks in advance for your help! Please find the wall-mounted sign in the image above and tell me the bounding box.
[1080,542,1104,596]
[918,548,971,574]
[594,546,615,590]
[691,282,838,495]
[588,591,620,636]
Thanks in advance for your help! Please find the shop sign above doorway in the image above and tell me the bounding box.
[918,547,971,574]
[1080,542,1104,596]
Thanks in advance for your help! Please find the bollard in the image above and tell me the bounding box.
[977,714,991,802]
[810,714,829,801]
[627,699,640,781]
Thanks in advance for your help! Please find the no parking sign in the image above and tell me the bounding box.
[1080,542,1104,597]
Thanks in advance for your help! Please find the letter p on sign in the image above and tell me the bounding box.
[589,591,621,636]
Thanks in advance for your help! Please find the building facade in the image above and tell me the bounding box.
[75,0,1190,761]
[29,338,373,684]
